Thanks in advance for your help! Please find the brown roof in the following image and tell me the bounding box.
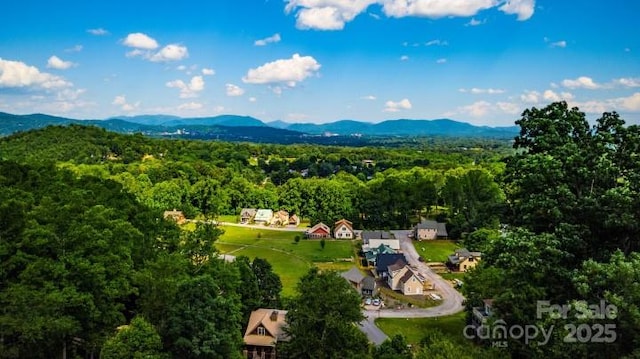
[334,219,353,231]
[243,309,289,346]
[399,268,424,285]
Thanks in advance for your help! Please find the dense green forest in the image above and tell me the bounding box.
[1,101,639,358]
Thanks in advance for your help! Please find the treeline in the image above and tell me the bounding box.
[0,125,507,235]
[0,161,284,358]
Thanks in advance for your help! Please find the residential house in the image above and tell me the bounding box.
[163,209,186,224]
[386,262,428,295]
[364,244,396,266]
[272,210,289,227]
[333,219,355,239]
[243,308,289,359]
[447,248,482,272]
[414,219,448,240]
[341,267,377,297]
[254,209,274,225]
[362,231,400,252]
[240,208,257,224]
[305,222,331,239]
[472,299,494,329]
[375,253,407,278]
[288,214,300,227]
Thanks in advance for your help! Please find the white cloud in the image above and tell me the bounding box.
[466,17,485,26]
[47,55,75,70]
[87,28,109,36]
[65,45,83,52]
[458,100,492,117]
[249,97,257,102]
[496,101,522,114]
[620,93,640,111]
[613,77,640,88]
[384,98,412,112]
[543,89,574,102]
[285,0,377,30]
[226,83,245,97]
[498,0,535,21]
[436,58,447,64]
[382,0,498,19]
[255,33,281,46]
[520,90,541,103]
[0,58,72,89]
[284,0,535,30]
[212,105,226,113]
[242,53,321,87]
[150,44,188,62]
[166,76,205,98]
[425,39,448,46]
[112,95,138,111]
[562,76,601,90]
[426,40,446,46]
[123,33,159,50]
[202,68,215,76]
[400,55,409,61]
[361,95,376,100]
[459,87,505,94]
[550,40,567,48]
[178,102,203,110]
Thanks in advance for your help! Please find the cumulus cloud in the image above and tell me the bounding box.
[562,76,601,90]
[361,95,377,100]
[112,95,138,111]
[285,0,377,30]
[498,0,535,21]
[384,98,412,112]
[226,83,245,97]
[87,28,109,36]
[123,33,159,50]
[619,92,640,111]
[400,55,409,61]
[459,87,505,94]
[284,0,536,30]
[496,101,522,114]
[178,102,203,110]
[0,58,72,89]
[613,77,640,88]
[150,44,188,62]
[166,76,205,98]
[202,68,215,76]
[543,89,574,102]
[466,17,485,26]
[255,33,281,46]
[242,53,321,87]
[520,90,541,103]
[47,56,75,70]
[457,100,492,117]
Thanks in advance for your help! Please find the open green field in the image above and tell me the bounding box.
[375,311,468,346]
[413,240,460,262]
[216,225,356,296]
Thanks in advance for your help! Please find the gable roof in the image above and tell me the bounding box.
[399,268,425,285]
[416,219,448,237]
[376,253,407,272]
[307,222,330,234]
[254,209,274,222]
[341,267,365,284]
[362,276,376,291]
[387,258,407,273]
[334,219,353,231]
[244,308,288,347]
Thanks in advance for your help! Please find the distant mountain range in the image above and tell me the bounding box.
[0,112,519,141]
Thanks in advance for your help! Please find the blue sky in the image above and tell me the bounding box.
[0,0,638,126]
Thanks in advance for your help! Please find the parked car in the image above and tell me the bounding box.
[365,297,372,305]
[372,298,381,306]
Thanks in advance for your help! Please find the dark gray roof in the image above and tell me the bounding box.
[361,230,393,241]
[387,258,407,273]
[416,220,448,237]
[341,267,365,284]
[362,276,376,291]
[376,254,407,272]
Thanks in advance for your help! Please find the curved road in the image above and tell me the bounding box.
[359,230,465,345]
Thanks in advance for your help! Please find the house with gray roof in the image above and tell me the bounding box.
[414,219,448,240]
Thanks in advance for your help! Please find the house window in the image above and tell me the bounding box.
[257,327,265,336]
[469,257,474,262]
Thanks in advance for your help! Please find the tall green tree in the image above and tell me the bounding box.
[282,268,369,359]
[101,316,166,359]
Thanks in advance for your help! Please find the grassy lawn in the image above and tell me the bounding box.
[215,225,356,296]
[375,311,469,346]
[377,287,441,309]
[413,240,461,262]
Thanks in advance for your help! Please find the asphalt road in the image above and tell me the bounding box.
[358,230,465,345]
